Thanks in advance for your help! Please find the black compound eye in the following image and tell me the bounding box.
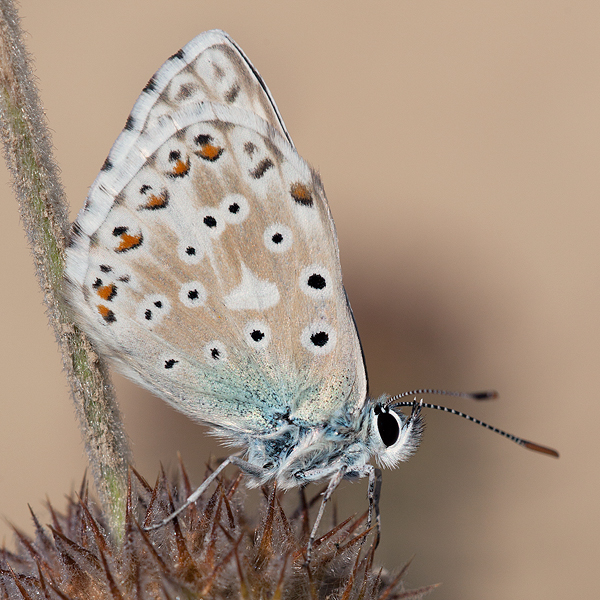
[377,410,400,447]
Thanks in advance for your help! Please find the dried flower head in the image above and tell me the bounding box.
[0,461,435,600]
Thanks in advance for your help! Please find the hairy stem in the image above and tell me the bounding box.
[0,0,130,541]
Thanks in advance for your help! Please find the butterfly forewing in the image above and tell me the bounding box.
[106,29,291,171]
[66,32,367,437]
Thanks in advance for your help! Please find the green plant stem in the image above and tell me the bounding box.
[0,0,130,542]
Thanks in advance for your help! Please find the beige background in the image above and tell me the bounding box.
[1,2,596,599]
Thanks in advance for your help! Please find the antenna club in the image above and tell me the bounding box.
[471,390,499,400]
[522,441,560,458]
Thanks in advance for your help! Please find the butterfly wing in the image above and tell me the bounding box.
[65,31,367,437]
[105,30,292,163]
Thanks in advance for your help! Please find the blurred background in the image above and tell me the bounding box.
[1,2,597,599]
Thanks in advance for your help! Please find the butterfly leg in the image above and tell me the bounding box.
[304,465,347,566]
[364,464,382,549]
[143,452,259,531]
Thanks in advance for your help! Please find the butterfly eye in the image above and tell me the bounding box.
[377,410,400,447]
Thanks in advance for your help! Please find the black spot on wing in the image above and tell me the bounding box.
[310,331,329,347]
[250,329,265,342]
[143,76,157,93]
[308,273,326,290]
[68,221,84,247]
[250,158,274,179]
[203,215,217,228]
[225,83,240,103]
[213,63,225,79]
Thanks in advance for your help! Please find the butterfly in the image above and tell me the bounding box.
[64,30,558,561]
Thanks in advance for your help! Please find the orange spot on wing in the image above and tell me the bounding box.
[143,192,169,209]
[290,182,313,206]
[171,158,190,176]
[197,144,223,161]
[97,305,116,323]
[115,232,143,252]
[97,283,116,301]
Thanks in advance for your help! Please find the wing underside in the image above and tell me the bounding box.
[65,31,367,436]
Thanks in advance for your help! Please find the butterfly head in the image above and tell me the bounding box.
[369,398,424,469]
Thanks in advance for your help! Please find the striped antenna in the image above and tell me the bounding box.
[389,398,559,458]
[386,389,498,406]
